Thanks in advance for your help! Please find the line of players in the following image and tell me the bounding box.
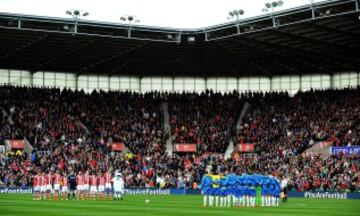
[199,173,281,208]
[33,170,124,200]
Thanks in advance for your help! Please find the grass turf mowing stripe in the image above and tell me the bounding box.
[0,194,359,216]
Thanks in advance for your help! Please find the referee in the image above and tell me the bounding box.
[68,171,77,200]
[281,177,289,203]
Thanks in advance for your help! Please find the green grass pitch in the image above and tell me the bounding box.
[0,194,359,216]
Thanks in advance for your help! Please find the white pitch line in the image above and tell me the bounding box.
[297,203,306,207]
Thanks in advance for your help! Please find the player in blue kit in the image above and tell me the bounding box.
[249,187,256,207]
[242,175,251,207]
[209,186,216,207]
[199,173,281,208]
[243,187,250,207]
[234,184,243,207]
[199,172,212,207]
[261,185,268,207]
[273,186,280,206]
[270,177,281,206]
[236,175,247,206]
[225,173,237,207]
[214,184,221,207]
[219,176,228,207]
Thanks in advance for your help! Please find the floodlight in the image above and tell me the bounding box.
[120,15,140,24]
[278,0,284,7]
[227,9,245,22]
[272,2,278,7]
[265,3,271,8]
[66,9,89,18]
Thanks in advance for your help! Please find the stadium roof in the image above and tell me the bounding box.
[0,0,359,77]
[0,0,331,29]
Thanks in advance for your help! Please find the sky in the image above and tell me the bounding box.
[0,0,328,28]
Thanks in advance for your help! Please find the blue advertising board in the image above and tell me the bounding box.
[124,188,170,195]
[1,187,359,199]
[289,191,360,199]
[332,146,360,155]
[0,187,33,194]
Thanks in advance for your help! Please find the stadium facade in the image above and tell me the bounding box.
[0,0,359,95]
[0,69,359,95]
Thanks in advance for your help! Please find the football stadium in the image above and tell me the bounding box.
[0,0,360,215]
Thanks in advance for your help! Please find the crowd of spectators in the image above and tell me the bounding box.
[0,85,359,192]
[235,88,360,155]
[168,90,242,153]
[229,88,360,191]
[0,86,208,189]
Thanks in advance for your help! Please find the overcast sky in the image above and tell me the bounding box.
[0,0,327,28]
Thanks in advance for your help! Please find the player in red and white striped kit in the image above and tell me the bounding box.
[33,171,43,200]
[89,173,98,200]
[76,172,84,200]
[61,173,68,200]
[44,172,53,200]
[104,171,112,200]
[98,173,106,200]
[53,170,61,200]
[83,171,90,199]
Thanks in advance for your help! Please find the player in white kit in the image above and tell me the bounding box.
[112,171,124,200]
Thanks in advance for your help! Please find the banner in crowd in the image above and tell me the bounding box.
[111,143,124,151]
[175,144,197,152]
[331,146,360,155]
[237,143,255,152]
[7,140,25,149]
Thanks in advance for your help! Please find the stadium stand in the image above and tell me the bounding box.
[168,91,241,153]
[235,88,360,154]
[0,86,359,192]
[0,0,359,194]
